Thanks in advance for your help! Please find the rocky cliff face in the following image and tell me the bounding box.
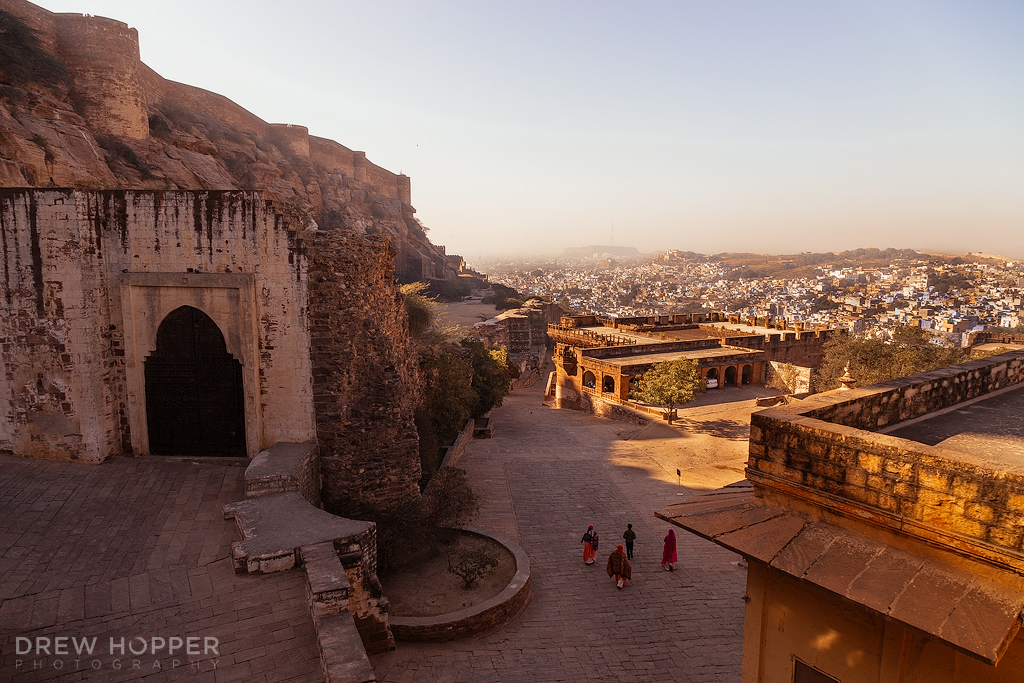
[0,0,456,281]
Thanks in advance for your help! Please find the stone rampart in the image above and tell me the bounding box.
[1,0,410,201]
[802,353,1024,431]
[309,136,357,178]
[269,123,311,160]
[0,0,57,52]
[53,13,149,139]
[762,329,834,366]
[305,231,422,518]
[748,352,1024,573]
[581,338,721,360]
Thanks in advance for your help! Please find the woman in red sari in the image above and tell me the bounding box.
[581,524,599,565]
[662,528,677,571]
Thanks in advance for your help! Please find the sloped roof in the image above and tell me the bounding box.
[656,484,1024,665]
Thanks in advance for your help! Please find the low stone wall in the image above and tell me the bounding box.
[802,351,1024,432]
[748,351,1024,573]
[244,442,321,506]
[579,391,654,426]
[389,528,531,643]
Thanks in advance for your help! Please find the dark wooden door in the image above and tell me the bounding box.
[144,306,246,456]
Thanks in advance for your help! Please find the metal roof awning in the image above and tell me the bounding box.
[656,484,1024,665]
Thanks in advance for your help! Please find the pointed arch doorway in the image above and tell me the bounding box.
[144,305,246,456]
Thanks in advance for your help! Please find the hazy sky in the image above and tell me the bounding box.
[39,0,1024,260]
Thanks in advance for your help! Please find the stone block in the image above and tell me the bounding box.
[302,542,351,617]
[244,442,320,506]
[313,612,376,683]
[965,502,995,524]
[859,452,882,475]
[224,492,374,575]
[919,468,950,492]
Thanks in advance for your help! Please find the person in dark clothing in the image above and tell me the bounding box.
[622,524,636,559]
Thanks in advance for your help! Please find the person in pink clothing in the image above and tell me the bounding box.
[662,528,677,571]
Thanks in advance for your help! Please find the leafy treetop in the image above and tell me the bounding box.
[630,358,701,417]
[813,326,971,392]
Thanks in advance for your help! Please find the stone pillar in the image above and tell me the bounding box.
[353,151,367,182]
[396,174,411,204]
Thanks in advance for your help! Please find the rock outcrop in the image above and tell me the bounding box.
[0,0,456,281]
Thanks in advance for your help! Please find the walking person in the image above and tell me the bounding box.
[581,524,599,565]
[662,528,677,571]
[607,544,632,589]
[622,524,636,559]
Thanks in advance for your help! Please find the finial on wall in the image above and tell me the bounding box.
[838,363,856,391]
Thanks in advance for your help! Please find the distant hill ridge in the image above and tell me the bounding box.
[563,245,640,257]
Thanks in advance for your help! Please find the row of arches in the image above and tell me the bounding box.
[580,363,758,398]
[704,365,754,387]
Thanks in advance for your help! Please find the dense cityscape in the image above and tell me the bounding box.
[484,247,1024,345]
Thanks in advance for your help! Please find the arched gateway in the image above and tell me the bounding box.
[144,306,246,456]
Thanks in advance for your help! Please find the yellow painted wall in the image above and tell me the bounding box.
[743,562,1024,683]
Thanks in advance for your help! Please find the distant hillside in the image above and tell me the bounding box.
[563,245,640,258]
[711,248,923,281]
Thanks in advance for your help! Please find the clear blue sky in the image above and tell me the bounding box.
[39,0,1024,260]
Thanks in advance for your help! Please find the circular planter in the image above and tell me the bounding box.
[389,527,531,642]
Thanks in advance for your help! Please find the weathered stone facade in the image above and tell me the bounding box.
[0,188,421,515]
[307,232,421,517]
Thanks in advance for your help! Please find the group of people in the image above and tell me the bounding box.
[581,524,678,589]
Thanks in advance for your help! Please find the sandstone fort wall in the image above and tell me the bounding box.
[52,13,149,140]
[1,0,411,203]
[749,352,1024,572]
[0,189,315,460]
[306,232,422,518]
[0,188,421,514]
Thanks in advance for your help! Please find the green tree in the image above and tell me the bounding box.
[813,326,971,392]
[417,350,475,480]
[630,359,702,422]
[400,281,437,339]
[460,338,519,417]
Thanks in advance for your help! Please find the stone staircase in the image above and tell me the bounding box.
[224,442,394,683]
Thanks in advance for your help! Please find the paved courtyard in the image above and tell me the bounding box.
[0,457,321,682]
[372,381,762,682]
[0,378,762,683]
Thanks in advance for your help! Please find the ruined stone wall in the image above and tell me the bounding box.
[748,352,1024,572]
[305,232,421,518]
[762,330,833,367]
[0,189,315,461]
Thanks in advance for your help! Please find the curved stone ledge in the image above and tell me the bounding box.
[389,527,531,643]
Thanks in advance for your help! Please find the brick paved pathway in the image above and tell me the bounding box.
[372,383,758,682]
[0,456,321,683]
